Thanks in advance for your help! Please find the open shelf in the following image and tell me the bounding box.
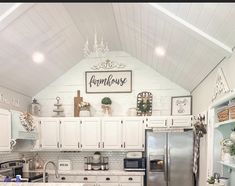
[214,119,235,128]
[219,161,235,169]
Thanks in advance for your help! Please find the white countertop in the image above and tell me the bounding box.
[28,169,145,176]
[0,184,84,186]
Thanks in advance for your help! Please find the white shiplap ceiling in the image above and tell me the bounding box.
[0,3,234,97]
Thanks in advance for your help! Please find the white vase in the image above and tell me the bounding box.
[230,131,235,143]
[80,110,90,117]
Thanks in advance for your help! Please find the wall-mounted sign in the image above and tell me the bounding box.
[85,70,132,93]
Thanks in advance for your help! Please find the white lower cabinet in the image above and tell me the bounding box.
[49,174,143,186]
[0,108,11,151]
[120,184,141,186]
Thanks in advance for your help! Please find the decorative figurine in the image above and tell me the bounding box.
[53,96,65,117]
[30,98,41,116]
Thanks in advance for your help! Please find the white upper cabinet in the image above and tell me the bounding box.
[0,109,11,151]
[39,118,60,150]
[145,116,167,128]
[170,116,192,127]
[60,118,80,151]
[122,117,145,151]
[80,117,101,150]
[101,118,122,150]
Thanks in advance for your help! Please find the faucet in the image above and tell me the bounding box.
[43,160,59,183]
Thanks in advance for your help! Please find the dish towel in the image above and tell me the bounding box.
[193,131,200,186]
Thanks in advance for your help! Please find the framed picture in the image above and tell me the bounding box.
[171,95,192,116]
[85,70,132,93]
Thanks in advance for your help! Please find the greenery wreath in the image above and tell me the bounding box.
[138,99,151,113]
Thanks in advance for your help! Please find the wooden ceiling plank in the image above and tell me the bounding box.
[149,3,232,55]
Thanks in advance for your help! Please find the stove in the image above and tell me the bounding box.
[0,160,47,182]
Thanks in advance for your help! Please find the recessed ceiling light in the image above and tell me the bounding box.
[32,52,45,63]
[155,47,166,57]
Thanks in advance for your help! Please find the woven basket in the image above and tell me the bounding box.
[229,105,235,119]
[217,108,229,122]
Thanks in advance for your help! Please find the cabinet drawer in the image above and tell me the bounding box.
[119,176,141,183]
[77,176,96,183]
[97,176,118,183]
[55,175,80,182]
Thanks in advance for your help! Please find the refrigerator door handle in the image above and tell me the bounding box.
[164,145,168,181]
[168,146,171,181]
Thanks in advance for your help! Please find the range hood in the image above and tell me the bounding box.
[11,110,38,140]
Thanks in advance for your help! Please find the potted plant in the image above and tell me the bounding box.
[207,176,215,185]
[230,127,235,143]
[101,97,112,116]
[229,143,235,163]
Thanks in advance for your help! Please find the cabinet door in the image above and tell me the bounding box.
[120,184,142,186]
[102,118,122,150]
[123,117,145,150]
[170,116,192,127]
[80,118,101,150]
[146,116,167,128]
[40,118,60,150]
[0,109,11,151]
[60,118,80,151]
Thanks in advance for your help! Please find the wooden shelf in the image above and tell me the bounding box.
[214,119,235,128]
[219,161,235,169]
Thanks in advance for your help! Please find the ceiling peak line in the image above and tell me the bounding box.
[190,56,227,94]
[149,3,233,54]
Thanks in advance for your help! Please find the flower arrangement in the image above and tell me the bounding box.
[79,101,90,111]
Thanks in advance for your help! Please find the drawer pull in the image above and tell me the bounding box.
[84,177,88,180]
[106,177,110,181]
[61,177,66,180]
[128,177,133,181]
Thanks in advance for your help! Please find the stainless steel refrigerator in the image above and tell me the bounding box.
[146,129,194,186]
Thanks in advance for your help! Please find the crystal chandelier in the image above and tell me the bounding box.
[83,32,109,58]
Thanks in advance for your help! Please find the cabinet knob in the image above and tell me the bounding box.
[106,177,110,181]
[83,177,88,180]
[61,177,66,180]
[128,177,133,181]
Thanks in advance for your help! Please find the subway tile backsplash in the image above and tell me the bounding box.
[28,151,127,170]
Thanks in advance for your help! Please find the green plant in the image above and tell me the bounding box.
[101,97,112,105]
[138,98,151,113]
[207,176,215,184]
[230,143,235,156]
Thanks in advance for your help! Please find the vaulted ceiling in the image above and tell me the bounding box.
[0,3,234,97]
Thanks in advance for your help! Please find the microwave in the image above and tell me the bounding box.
[124,158,146,171]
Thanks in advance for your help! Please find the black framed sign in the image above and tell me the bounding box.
[171,95,192,116]
[85,70,132,93]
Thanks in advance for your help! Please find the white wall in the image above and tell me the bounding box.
[34,51,189,117]
[192,52,235,186]
[0,86,31,112]
[192,54,235,114]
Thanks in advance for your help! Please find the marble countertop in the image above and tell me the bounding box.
[28,169,145,176]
